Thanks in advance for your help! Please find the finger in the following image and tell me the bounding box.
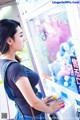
[48,95,53,99]
[55,99,64,103]
[57,101,65,108]
[55,100,64,106]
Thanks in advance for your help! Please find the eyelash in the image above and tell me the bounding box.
[20,35,23,37]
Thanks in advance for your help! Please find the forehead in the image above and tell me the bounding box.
[16,26,23,34]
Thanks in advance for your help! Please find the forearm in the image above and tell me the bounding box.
[31,98,64,114]
[31,99,53,114]
[16,77,64,114]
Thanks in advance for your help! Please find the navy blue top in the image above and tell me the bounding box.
[0,59,41,116]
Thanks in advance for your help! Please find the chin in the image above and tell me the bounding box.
[18,49,23,51]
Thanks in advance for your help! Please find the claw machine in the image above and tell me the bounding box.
[17,0,80,120]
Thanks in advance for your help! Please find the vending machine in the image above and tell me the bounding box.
[17,0,80,120]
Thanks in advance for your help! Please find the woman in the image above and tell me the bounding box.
[0,19,64,120]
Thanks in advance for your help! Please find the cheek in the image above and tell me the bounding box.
[20,40,24,46]
[17,37,23,44]
[14,37,24,49]
[18,39,24,48]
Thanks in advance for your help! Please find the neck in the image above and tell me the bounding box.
[0,53,16,61]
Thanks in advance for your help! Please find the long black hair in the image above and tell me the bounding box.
[0,19,21,62]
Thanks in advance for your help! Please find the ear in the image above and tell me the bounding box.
[7,37,13,45]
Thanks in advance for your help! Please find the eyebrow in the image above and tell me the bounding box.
[20,32,23,34]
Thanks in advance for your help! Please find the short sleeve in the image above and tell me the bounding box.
[7,62,27,83]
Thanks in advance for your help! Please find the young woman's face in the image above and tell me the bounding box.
[11,26,24,52]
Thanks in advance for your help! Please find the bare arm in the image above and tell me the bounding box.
[16,76,64,114]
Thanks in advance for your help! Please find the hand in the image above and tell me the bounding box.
[43,96,53,104]
[50,99,65,113]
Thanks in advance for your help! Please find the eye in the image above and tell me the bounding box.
[20,35,23,37]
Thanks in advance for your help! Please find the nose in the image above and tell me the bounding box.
[23,39,26,42]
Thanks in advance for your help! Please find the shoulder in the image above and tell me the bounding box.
[7,61,27,83]
[8,61,22,69]
[7,61,26,74]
